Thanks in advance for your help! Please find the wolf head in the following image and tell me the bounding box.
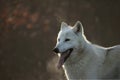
[53,21,86,69]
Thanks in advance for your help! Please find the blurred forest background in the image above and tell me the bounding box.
[0,0,120,80]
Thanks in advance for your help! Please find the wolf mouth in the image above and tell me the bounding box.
[57,48,73,69]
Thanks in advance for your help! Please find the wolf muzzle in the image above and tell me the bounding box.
[53,48,59,53]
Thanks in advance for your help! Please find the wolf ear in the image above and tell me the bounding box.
[61,22,68,30]
[73,21,84,34]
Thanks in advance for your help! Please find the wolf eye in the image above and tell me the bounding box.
[65,38,70,42]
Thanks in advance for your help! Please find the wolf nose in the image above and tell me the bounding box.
[53,48,59,53]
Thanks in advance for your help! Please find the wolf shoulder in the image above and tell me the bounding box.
[93,44,120,53]
[107,45,120,51]
[98,44,120,59]
[106,45,120,58]
[106,45,120,55]
[92,44,120,57]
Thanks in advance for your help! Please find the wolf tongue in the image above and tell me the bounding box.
[57,51,70,69]
[57,54,65,69]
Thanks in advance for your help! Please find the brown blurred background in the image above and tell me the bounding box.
[0,0,120,80]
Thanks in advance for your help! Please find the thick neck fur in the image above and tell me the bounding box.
[63,34,106,80]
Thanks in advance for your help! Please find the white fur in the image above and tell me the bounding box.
[55,21,120,80]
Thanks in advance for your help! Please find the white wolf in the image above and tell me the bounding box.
[53,21,120,80]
